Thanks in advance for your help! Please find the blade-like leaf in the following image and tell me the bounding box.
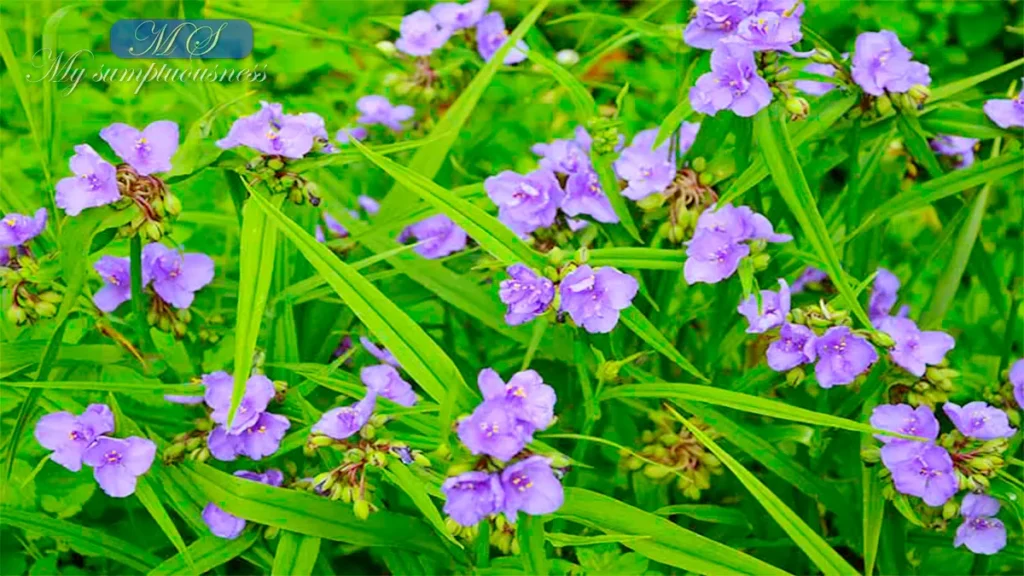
[930,56,1024,102]
[588,247,684,270]
[896,112,944,178]
[654,99,694,149]
[527,50,597,117]
[518,513,549,576]
[593,154,643,242]
[384,460,463,548]
[271,532,322,576]
[135,479,196,573]
[619,307,707,382]
[148,532,258,576]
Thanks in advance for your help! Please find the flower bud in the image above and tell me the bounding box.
[811,49,833,64]
[785,96,810,119]
[790,308,806,325]
[163,442,186,460]
[942,500,959,520]
[195,418,213,432]
[360,423,376,440]
[311,434,336,447]
[643,464,672,480]
[267,158,285,171]
[413,453,432,467]
[196,447,211,463]
[9,305,29,324]
[164,193,183,216]
[874,95,894,116]
[375,40,397,56]
[860,446,881,463]
[786,366,805,387]
[751,253,771,271]
[35,301,57,318]
[660,434,680,446]
[908,84,930,106]
[636,192,666,211]
[697,171,714,187]
[555,49,580,66]
[869,330,895,348]
[353,498,371,520]
[314,472,336,492]
[185,436,203,451]
[691,156,707,172]
[264,525,280,540]
[38,291,62,304]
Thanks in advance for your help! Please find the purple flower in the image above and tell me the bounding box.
[236,469,284,487]
[613,147,676,201]
[216,102,316,159]
[55,145,120,216]
[690,44,773,117]
[813,326,878,388]
[442,471,503,526]
[396,10,451,57]
[623,124,700,160]
[312,392,377,440]
[34,404,114,472]
[93,256,131,313]
[478,368,556,431]
[100,121,179,176]
[694,204,792,243]
[485,169,564,237]
[868,267,905,323]
[790,267,827,293]
[332,335,354,360]
[315,212,349,243]
[566,218,589,232]
[202,503,246,540]
[558,265,639,333]
[877,317,955,378]
[356,96,415,131]
[499,456,564,521]
[202,372,276,434]
[942,402,1016,440]
[737,279,790,333]
[930,135,978,169]
[795,62,838,96]
[851,30,931,96]
[534,139,591,176]
[499,264,555,326]
[142,243,215,309]
[683,0,758,50]
[1011,359,1024,410]
[983,92,1023,129]
[362,364,417,407]
[732,10,803,52]
[82,436,156,498]
[766,323,816,371]
[563,169,618,223]
[887,442,958,506]
[870,403,939,444]
[954,493,1006,555]
[683,230,751,285]
[0,208,48,248]
[430,0,489,31]
[360,336,400,368]
[457,399,530,461]
[398,214,468,259]
[207,412,291,463]
[476,12,528,64]
[336,126,368,145]
[358,195,380,216]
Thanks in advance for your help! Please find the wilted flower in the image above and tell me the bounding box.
[441,471,503,526]
[886,442,957,506]
[203,372,276,434]
[850,30,931,96]
[142,243,215,309]
[477,368,556,431]
[0,208,47,250]
[690,44,773,117]
[82,436,156,498]
[942,402,1016,440]
[563,169,618,223]
[813,326,878,388]
[790,266,827,293]
[558,265,639,333]
[870,403,939,444]
[877,317,955,377]
[430,0,489,31]
[203,469,284,540]
[216,102,318,159]
[499,456,564,521]
[396,10,451,57]
[34,404,114,472]
[1011,359,1024,409]
[398,214,468,259]
[93,256,132,313]
[954,493,1007,555]
[476,12,528,64]
[312,392,377,440]
[100,121,179,176]
[795,62,839,96]
[336,126,368,145]
[499,264,555,326]
[362,364,417,407]
[356,95,415,132]
[737,279,790,333]
[484,168,564,237]
[983,91,1023,129]
[55,145,120,216]
[457,399,530,462]
[766,323,816,372]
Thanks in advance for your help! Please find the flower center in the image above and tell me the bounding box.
[109,275,121,286]
[480,422,500,437]
[105,450,122,464]
[4,218,17,227]
[134,137,151,157]
[510,385,527,398]
[68,430,82,441]
[510,473,534,492]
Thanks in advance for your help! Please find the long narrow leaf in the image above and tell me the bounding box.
[271,532,322,576]
[518,513,549,576]
[619,307,707,382]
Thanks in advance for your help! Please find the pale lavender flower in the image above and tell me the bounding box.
[0,209,47,248]
[217,102,311,158]
[566,218,590,232]
[396,10,451,57]
[82,436,156,498]
[983,92,1023,129]
[886,442,958,506]
[694,204,792,243]
[813,326,878,388]
[360,336,400,368]
[766,323,816,371]
[562,169,619,223]
[358,195,380,215]
[233,412,291,460]
[870,403,939,444]
[790,267,827,293]
[476,12,528,64]
[955,493,1007,555]
[623,123,700,160]
[613,147,676,201]
[202,503,246,540]
[930,135,978,169]
[499,264,555,326]
[690,43,773,117]
[851,30,930,96]
[534,139,591,176]
[142,243,215,309]
[683,0,758,50]
[457,399,530,461]
[558,265,638,333]
[442,471,503,526]
[683,230,751,284]
[100,121,179,175]
[877,317,955,377]
[477,368,556,431]
[1011,359,1024,409]
[312,392,377,440]
[362,364,417,407]
[484,169,564,237]
[942,402,1016,440]
[55,145,120,216]
[868,267,907,323]
[430,0,489,31]
[34,404,114,472]
[315,212,349,243]
[356,95,415,131]
[398,214,468,259]
[202,372,276,434]
[731,10,803,52]
[336,126,368,145]
[499,456,564,521]
[737,279,790,333]
[795,62,838,96]
[93,256,132,313]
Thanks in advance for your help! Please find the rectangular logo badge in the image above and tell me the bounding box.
[111,19,253,59]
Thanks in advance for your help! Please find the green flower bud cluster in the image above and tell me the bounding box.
[488,513,519,555]
[645,168,716,245]
[621,414,723,500]
[586,118,621,157]
[147,297,192,339]
[982,368,1022,427]
[5,282,62,326]
[885,366,958,408]
[245,156,319,206]
[938,432,1009,493]
[198,313,225,344]
[113,165,180,240]
[164,424,213,465]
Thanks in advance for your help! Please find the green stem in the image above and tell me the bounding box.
[130,234,152,352]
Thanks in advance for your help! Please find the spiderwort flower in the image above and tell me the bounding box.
[983,91,1023,129]
[430,0,489,31]
[886,442,957,506]
[813,326,878,388]
[499,456,564,521]
[683,0,758,50]
[877,317,955,378]
[0,208,47,249]
[216,101,316,158]
[683,230,751,284]
[82,436,157,498]
[694,204,793,244]
[942,402,1017,440]
[766,323,816,372]
[141,243,215,309]
[442,471,503,526]
[613,147,676,201]
[478,368,556,431]
[398,214,468,259]
[336,126,368,145]
[1011,359,1024,409]
[795,62,839,96]
[499,264,555,326]
[457,399,530,461]
[558,265,639,333]
[312,392,377,440]
[356,95,415,131]
[790,267,827,293]
[202,372,276,434]
[868,267,908,324]
[476,12,528,64]
[100,121,179,176]
[213,412,291,461]
[732,10,803,53]
[690,43,773,117]
[870,403,939,444]
[850,30,931,96]
[92,256,132,313]
[534,139,591,176]
[34,404,115,472]
[395,10,451,57]
[358,195,380,216]
[203,469,284,539]
[623,124,700,160]
[360,337,400,368]
[930,135,978,169]
[737,279,790,333]
[484,168,564,237]
[563,169,619,223]
[55,145,120,216]
[315,212,349,243]
[362,364,417,407]
[955,493,1007,555]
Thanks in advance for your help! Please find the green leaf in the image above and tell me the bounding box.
[527,50,597,117]
[920,106,1009,140]
[129,235,154,351]
[148,532,258,576]
[288,131,454,174]
[555,488,791,575]
[2,508,161,573]
[271,532,322,576]
[862,462,885,576]
[0,23,52,189]
[545,533,651,547]
[384,460,462,548]
[593,154,643,242]
[754,103,872,327]
[619,307,707,382]
[653,505,751,529]
[672,412,859,576]
[134,479,195,573]
[896,112,944,178]
[228,184,280,428]
[930,56,1024,102]
[655,99,694,149]
[518,513,549,576]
